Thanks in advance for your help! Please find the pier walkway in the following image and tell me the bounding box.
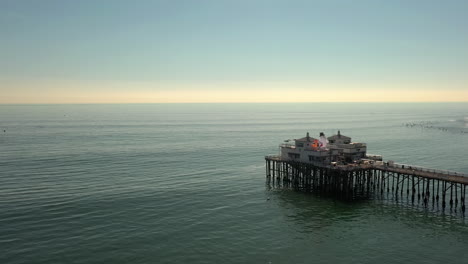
[374,164,468,185]
[265,155,468,212]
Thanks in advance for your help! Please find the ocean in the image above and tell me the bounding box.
[1,103,468,264]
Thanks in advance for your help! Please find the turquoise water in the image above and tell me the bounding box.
[1,103,468,264]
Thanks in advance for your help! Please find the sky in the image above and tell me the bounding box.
[1,0,468,103]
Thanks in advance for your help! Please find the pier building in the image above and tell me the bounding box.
[280,131,369,164]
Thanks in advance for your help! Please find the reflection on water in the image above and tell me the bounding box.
[271,189,376,233]
[270,188,468,237]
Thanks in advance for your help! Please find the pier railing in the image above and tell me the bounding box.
[391,163,468,178]
[265,156,468,179]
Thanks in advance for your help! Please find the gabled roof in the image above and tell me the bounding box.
[295,136,317,142]
[327,130,351,140]
[295,132,317,142]
[328,134,350,139]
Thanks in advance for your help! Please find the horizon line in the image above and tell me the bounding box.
[1,101,468,105]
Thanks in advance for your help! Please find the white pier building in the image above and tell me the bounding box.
[280,131,379,165]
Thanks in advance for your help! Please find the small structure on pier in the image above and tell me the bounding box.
[280,131,374,165]
[266,131,468,214]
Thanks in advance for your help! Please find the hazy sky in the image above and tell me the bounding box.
[1,0,468,103]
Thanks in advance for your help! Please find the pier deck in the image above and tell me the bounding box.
[373,165,468,185]
[265,156,468,212]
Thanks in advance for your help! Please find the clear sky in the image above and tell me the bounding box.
[1,0,468,103]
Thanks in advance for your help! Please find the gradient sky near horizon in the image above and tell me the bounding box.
[1,0,468,103]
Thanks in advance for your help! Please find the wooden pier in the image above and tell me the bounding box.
[265,155,468,213]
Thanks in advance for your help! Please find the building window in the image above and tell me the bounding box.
[288,153,300,159]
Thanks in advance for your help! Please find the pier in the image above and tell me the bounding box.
[265,156,468,213]
[265,131,468,213]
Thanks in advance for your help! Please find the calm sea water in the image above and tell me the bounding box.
[1,103,468,264]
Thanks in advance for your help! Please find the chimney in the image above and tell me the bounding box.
[306,132,310,141]
[338,130,341,138]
